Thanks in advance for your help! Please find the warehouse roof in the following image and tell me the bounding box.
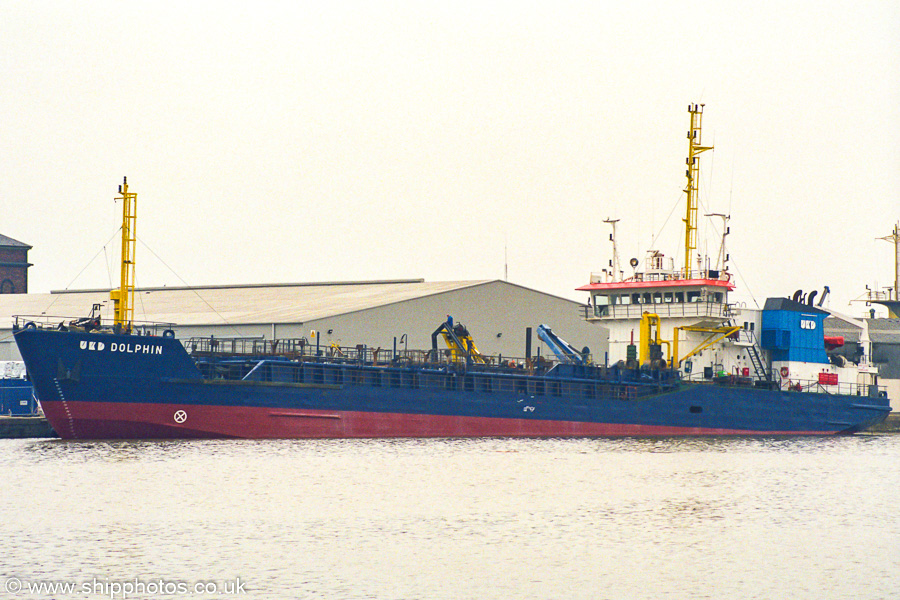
[825,317,900,344]
[0,279,514,328]
[0,234,31,248]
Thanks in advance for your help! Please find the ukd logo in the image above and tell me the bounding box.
[800,319,817,330]
[79,341,106,351]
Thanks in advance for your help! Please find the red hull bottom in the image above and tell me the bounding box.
[41,401,836,440]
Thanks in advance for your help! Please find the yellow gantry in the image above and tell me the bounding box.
[638,312,741,370]
[683,104,713,279]
[110,177,136,332]
[672,324,742,367]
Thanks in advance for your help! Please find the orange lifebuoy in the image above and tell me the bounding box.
[780,366,789,378]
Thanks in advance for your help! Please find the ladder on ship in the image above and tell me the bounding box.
[743,330,771,384]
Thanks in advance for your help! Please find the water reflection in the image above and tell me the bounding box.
[1,435,898,600]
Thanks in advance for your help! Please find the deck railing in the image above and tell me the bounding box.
[184,336,569,370]
[589,269,732,285]
[13,315,176,337]
[581,301,735,321]
[199,358,666,401]
[678,370,885,397]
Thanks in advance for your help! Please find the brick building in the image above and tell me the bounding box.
[0,234,31,294]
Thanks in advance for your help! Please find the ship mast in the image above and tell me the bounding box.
[706,212,730,272]
[604,218,621,282]
[110,177,136,332]
[683,104,713,279]
[878,222,900,301]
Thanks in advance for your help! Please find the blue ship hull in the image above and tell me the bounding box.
[15,328,891,439]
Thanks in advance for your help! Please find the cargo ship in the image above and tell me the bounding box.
[13,310,891,438]
[13,109,892,439]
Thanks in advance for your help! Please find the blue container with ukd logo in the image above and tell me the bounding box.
[760,298,829,364]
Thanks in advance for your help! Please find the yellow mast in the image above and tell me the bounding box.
[683,104,713,279]
[110,177,136,332]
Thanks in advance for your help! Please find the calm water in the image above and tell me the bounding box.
[1,435,899,600]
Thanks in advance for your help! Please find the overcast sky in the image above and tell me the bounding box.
[3,1,898,318]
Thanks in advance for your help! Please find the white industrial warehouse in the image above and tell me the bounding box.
[0,278,610,363]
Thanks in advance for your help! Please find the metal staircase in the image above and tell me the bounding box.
[742,330,770,383]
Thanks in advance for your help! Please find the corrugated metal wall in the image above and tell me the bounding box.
[169,282,608,361]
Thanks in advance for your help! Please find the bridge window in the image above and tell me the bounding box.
[664,292,673,303]
[675,292,685,303]
[632,293,641,304]
[593,294,610,316]
[653,292,662,303]
[619,294,631,305]
[687,291,701,302]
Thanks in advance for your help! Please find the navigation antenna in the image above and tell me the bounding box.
[604,218,621,282]
[705,212,730,272]
[504,238,508,281]
[110,177,136,332]
[683,104,713,279]
[878,222,900,302]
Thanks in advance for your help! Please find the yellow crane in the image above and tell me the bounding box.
[431,317,488,364]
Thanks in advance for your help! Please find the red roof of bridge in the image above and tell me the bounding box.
[576,278,735,292]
